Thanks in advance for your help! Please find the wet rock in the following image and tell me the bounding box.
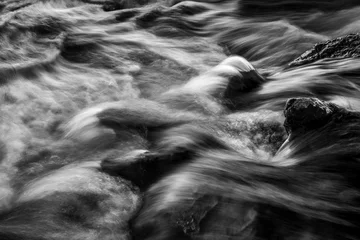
[81,0,126,12]
[239,0,359,17]
[224,70,266,99]
[102,1,125,12]
[0,141,6,163]
[289,33,360,67]
[283,98,334,134]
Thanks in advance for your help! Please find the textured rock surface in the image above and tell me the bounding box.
[289,33,360,67]
[283,98,334,133]
[102,1,125,12]
[239,0,359,16]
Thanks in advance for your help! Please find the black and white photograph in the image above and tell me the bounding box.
[0,0,360,239]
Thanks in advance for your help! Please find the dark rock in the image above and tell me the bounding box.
[289,33,360,67]
[115,9,139,22]
[239,0,359,17]
[224,70,266,99]
[102,1,125,12]
[0,141,6,163]
[283,98,334,134]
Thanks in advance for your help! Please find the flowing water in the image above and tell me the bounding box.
[1,0,360,239]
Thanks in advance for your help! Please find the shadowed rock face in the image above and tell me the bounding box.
[102,1,125,12]
[239,0,360,16]
[283,98,334,134]
[81,0,150,12]
[289,33,360,67]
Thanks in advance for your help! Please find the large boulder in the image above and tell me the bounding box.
[289,33,360,67]
[283,98,334,134]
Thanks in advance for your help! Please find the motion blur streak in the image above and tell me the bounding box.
[0,0,360,239]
